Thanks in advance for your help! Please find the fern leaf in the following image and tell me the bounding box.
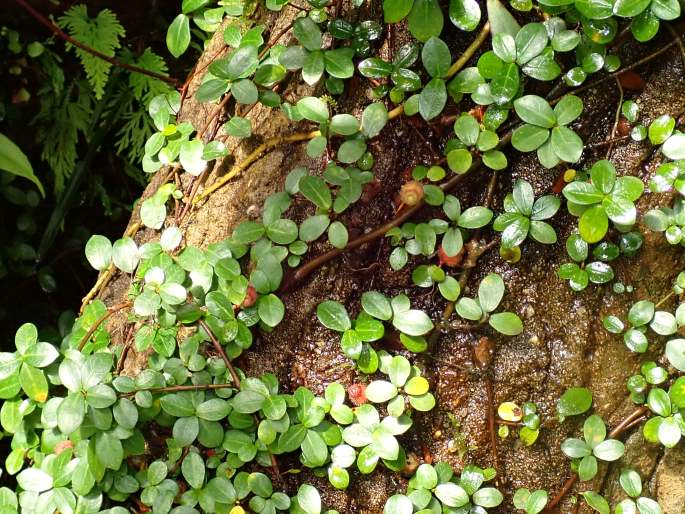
[58,5,125,99]
[126,48,173,104]
[34,80,93,193]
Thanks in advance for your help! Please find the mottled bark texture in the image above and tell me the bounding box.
[98,5,685,513]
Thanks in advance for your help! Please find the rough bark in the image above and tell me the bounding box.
[96,5,685,513]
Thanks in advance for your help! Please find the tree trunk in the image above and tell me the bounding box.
[96,5,685,513]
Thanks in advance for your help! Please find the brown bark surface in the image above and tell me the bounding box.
[97,6,685,513]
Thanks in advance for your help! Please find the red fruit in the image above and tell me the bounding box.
[242,285,258,308]
[618,71,645,91]
[438,245,464,267]
[617,117,631,136]
[54,440,74,455]
[348,383,367,406]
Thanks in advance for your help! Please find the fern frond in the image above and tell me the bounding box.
[114,48,173,165]
[33,80,93,193]
[125,48,173,104]
[57,5,125,99]
[115,97,156,165]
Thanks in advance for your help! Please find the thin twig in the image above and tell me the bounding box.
[446,22,491,79]
[194,131,320,204]
[550,39,679,103]
[607,77,624,159]
[286,163,481,289]
[197,318,281,481]
[544,405,650,511]
[485,378,499,477]
[585,135,631,149]
[78,301,131,351]
[198,318,242,387]
[666,24,685,67]
[120,382,235,396]
[12,0,178,86]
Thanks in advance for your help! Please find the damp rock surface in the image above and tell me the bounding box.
[98,7,685,513]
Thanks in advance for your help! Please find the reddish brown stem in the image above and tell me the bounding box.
[12,0,179,86]
[78,301,131,351]
[544,405,650,511]
[286,163,480,290]
[197,319,282,481]
[198,318,241,388]
[121,382,235,396]
[485,379,499,477]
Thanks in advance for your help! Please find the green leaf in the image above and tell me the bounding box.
[422,37,451,78]
[301,430,328,467]
[317,301,352,332]
[328,221,349,249]
[561,438,592,458]
[554,95,584,126]
[324,48,355,79]
[487,0,522,36]
[473,487,504,508]
[96,431,123,470]
[408,0,444,42]
[266,218,298,245]
[663,134,685,160]
[299,176,332,210]
[337,140,367,164]
[512,124,550,152]
[16,468,53,492]
[0,133,44,196]
[361,291,393,320]
[478,273,505,312]
[299,214,330,242]
[581,491,610,514]
[454,114,480,146]
[447,148,473,173]
[85,235,112,271]
[557,387,592,417]
[58,393,86,434]
[293,17,322,51]
[296,97,329,123]
[489,312,524,335]
[257,294,285,328]
[359,57,395,78]
[167,14,191,58]
[384,0,414,22]
[392,309,434,336]
[579,205,609,243]
[515,23,548,65]
[459,206,493,228]
[435,482,469,508]
[514,95,556,128]
[449,0,481,31]
[182,452,205,490]
[551,126,583,163]
[491,62,520,105]
[19,364,48,402]
[296,484,321,514]
[666,339,685,371]
[419,79,447,121]
[330,114,360,135]
[613,0,651,17]
[366,380,398,402]
[593,439,625,461]
[361,103,389,138]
